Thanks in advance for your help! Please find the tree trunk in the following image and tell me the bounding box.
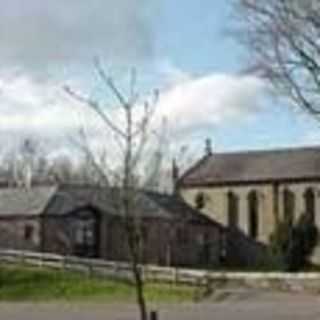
[132,262,148,320]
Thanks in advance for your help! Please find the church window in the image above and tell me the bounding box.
[194,192,205,210]
[283,189,295,226]
[227,191,239,229]
[248,190,259,239]
[304,188,315,223]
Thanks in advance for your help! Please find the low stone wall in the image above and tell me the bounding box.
[206,272,320,294]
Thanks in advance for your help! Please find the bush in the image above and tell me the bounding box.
[269,213,318,271]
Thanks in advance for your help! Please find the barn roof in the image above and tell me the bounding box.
[0,184,219,225]
[0,186,57,216]
[179,146,320,187]
[143,191,221,226]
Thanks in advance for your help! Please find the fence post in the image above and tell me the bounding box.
[20,251,25,265]
[88,259,93,278]
[39,252,44,268]
[141,264,145,282]
[174,267,179,284]
[113,261,116,277]
[150,310,158,320]
[62,255,68,271]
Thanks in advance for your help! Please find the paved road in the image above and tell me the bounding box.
[1,291,320,320]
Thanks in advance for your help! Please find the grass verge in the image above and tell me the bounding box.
[0,264,196,303]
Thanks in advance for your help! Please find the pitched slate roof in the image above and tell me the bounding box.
[0,184,218,225]
[44,185,115,216]
[143,191,222,226]
[0,186,57,216]
[179,146,320,187]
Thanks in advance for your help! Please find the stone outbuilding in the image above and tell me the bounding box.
[0,184,225,268]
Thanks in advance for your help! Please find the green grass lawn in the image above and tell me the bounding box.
[0,264,196,303]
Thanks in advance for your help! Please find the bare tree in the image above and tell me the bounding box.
[65,60,161,320]
[232,0,320,116]
[49,155,76,183]
[2,137,51,187]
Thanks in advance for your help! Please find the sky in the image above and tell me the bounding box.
[0,0,320,163]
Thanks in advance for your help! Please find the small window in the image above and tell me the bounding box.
[84,226,94,245]
[24,225,34,241]
[194,192,205,209]
[75,220,95,246]
[75,227,84,244]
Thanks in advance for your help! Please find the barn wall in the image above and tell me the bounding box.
[0,216,41,251]
[100,216,223,268]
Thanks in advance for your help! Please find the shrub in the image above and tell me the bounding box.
[269,213,318,271]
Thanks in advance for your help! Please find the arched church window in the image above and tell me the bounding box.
[283,189,295,226]
[304,188,315,223]
[194,192,205,210]
[248,190,259,239]
[227,191,239,229]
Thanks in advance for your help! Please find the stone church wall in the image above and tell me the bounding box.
[180,181,320,265]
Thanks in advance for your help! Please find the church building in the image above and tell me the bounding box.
[178,144,320,262]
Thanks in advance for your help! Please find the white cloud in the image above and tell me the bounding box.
[155,73,266,137]
[153,60,192,87]
[0,66,267,162]
[0,76,79,133]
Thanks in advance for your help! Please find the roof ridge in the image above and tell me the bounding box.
[179,145,320,187]
[40,185,60,215]
[212,145,320,157]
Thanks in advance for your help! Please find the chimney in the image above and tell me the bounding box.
[172,158,179,194]
[205,138,213,156]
